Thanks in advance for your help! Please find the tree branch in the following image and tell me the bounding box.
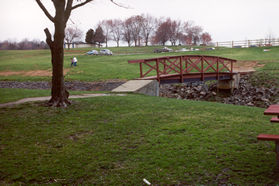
[110,0,129,8]
[44,28,54,48]
[71,0,93,10]
[35,0,55,22]
[65,0,74,23]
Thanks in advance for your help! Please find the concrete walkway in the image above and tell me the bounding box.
[0,93,126,108]
[112,80,159,96]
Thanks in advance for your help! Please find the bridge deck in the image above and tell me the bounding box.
[137,72,234,84]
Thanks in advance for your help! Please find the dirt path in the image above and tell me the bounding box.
[233,60,264,73]
[0,69,71,77]
[0,93,126,108]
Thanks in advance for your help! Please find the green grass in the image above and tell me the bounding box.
[0,50,51,71]
[1,46,279,81]
[1,95,279,184]
[1,46,279,184]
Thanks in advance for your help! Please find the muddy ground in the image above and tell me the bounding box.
[0,80,126,91]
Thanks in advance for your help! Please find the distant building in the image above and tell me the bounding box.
[64,42,98,49]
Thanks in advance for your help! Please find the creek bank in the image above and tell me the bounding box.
[160,74,279,108]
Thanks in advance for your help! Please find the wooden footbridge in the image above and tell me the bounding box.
[128,55,237,84]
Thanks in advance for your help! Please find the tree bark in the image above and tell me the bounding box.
[47,1,70,107]
[36,0,98,107]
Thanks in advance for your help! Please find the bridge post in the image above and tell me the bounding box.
[201,57,204,81]
[163,59,167,74]
[140,63,143,78]
[216,57,219,81]
[217,73,240,93]
[156,59,160,83]
[180,56,183,83]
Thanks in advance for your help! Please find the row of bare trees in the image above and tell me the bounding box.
[85,14,212,47]
[154,18,212,46]
[0,39,49,50]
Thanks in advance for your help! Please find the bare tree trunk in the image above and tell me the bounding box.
[45,1,70,107]
[145,34,149,46]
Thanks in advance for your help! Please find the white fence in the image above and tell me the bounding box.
[215,38,279,48]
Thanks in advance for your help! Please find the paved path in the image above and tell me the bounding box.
[0,93,126,108]
[112,80,154,92]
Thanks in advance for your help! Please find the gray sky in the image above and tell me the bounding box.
[0,0,278,42]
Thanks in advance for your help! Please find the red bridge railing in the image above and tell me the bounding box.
[128,55,237,83]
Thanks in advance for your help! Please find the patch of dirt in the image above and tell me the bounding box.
[0,69,70,77]
[68,130,94,141]
[233,61,265,72]
[23,70,52,76]
[0,71,23,76]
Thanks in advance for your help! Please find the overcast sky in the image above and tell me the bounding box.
[0,0,278,43]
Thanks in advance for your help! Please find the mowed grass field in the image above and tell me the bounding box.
[1,95,279,185]
[0,46,279,81]
[1,46,279,184]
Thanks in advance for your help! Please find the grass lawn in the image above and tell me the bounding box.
[1,46,279,81]
[1,95,279,184]
[1,46,279,184]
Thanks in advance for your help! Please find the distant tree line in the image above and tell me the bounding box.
[85,14,212,47]
[0,39,49,50]
[0,15,212,50]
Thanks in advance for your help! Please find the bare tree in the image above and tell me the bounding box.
[122,18,133,47]
[177,32,186,45]
[18,39,33,50]
[182,21,194,45]
[110,19,123,47]
[200,32,212,45]
[129,15,144,46]
[154,19,171,46]
[65,26,83,49]
[168,19,182,46]
[35,0,117,107]
[99,19,112,47]
[190,25,203,45]
[141,14,156,46]
[184,34,193,46]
